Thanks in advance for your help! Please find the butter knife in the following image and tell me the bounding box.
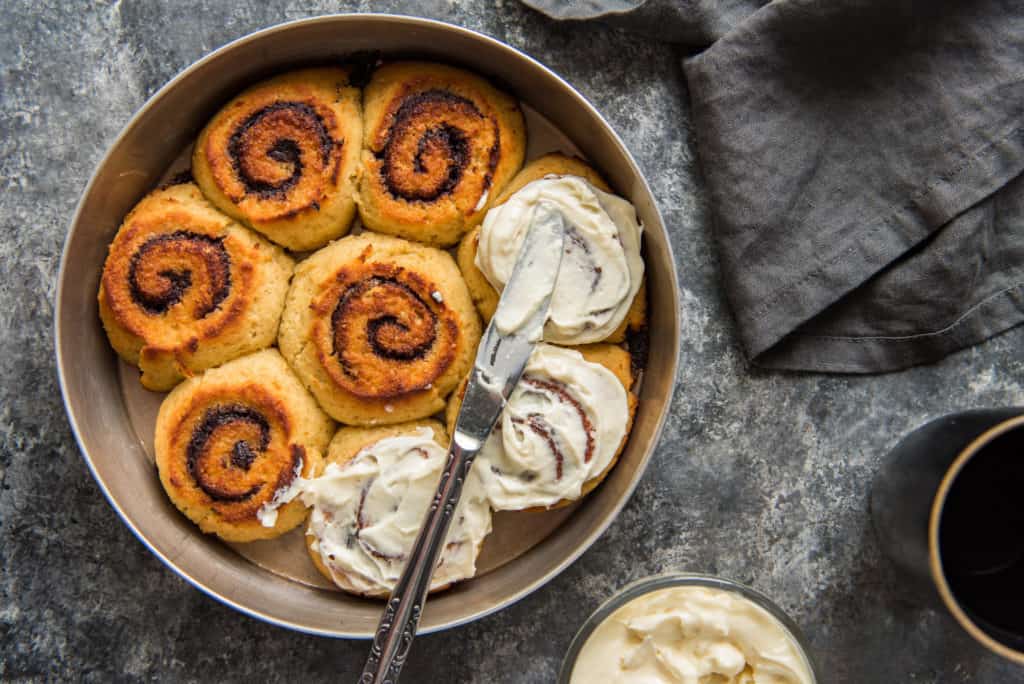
[359,203,566,684]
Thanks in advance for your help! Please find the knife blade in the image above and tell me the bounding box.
[359,202,566,684]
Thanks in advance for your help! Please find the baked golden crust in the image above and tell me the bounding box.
[321,420,449,467]
[304,420,448,596]
[356,62,526,246]
[455,226,500,322]
[492,152,612,204]
[607,280,648,344]
[575,343,634,390]
[445,343,636,510]
[154,349,334,542]
[98,182,294,391]
[192,67,363,251]
[278,232,482,426]
[456,153,646,342]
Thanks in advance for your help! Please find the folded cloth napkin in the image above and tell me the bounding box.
[522,0,1024,373]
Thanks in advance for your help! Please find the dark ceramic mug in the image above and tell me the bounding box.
[871,408,1024,665]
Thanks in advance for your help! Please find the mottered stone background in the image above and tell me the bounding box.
[2,1,1023,681]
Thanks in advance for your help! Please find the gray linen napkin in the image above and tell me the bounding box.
[523,0,1024,373]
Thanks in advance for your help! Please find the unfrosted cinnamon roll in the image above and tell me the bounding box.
[192,67,362,251]
[98,182,294,391]
[278,232,481,425]
[446,343,635,511]
[154,349,333,542]
[459,154,646,343]
[301,421,492,597]
[356,62,526,246]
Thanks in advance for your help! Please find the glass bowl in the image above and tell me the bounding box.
[558,573,821,683]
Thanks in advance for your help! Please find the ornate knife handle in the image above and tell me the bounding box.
[359,204,562,683]
[359,431,484,684]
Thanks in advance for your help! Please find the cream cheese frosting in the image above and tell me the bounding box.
[475,175,644,344]
[300,428,492,596]
[476,344,629,510]
[570,586,815,684]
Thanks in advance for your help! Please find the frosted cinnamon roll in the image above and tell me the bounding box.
[447,344,634,511]
[278,232,481,425]
[469,159,646,344]
[192,67,362,251]
[457,153,616,322]
[98,182,293,391]
[154,350,333,542]
[356,62,526,246]
[301,421,492,597]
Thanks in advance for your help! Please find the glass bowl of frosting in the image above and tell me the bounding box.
[559,573,819,684]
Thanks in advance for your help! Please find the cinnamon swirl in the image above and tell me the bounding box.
[459,154,647,342]
[278,232,481,425]
[447,343,635,511]
[356,62,526,246]
[98,182,294,391]
[301,421,492,597]
[154,349,334,542]
[192,67,362,251]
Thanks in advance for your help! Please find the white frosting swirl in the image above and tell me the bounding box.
[475,175,644,344]
[570,586,815,684]
[300,427,492,596]
[476,344,629,511]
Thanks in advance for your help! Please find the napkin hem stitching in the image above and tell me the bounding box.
[788,281,1024,343]
[746,120,1024,324]
[754,282,1024,372]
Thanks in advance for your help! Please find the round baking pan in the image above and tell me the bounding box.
[55,14,680,637]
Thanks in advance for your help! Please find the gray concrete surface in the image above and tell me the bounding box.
[2,1,1023,681]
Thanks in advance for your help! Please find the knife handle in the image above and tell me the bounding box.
[359,434,480,684]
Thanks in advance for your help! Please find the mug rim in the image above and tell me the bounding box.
[929,412,1024,664]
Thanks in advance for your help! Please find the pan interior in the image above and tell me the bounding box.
[56,15,679,638]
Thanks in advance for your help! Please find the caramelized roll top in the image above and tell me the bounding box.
[98,182,294,391]
[356,62,526,246]
[314,261,458,399]
[193,67,363,251]
[155,349,333,542]
[279,232,481,426]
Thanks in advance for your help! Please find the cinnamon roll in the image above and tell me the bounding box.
[460,154,647,343]
[301,421,492,597]
[458,153,613,322]
[154,349,334,542]
[356,62,527,246]
[447,343,635,511]
[192,67,362,251]
[278,232,481,425]
[98,182,294,391]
